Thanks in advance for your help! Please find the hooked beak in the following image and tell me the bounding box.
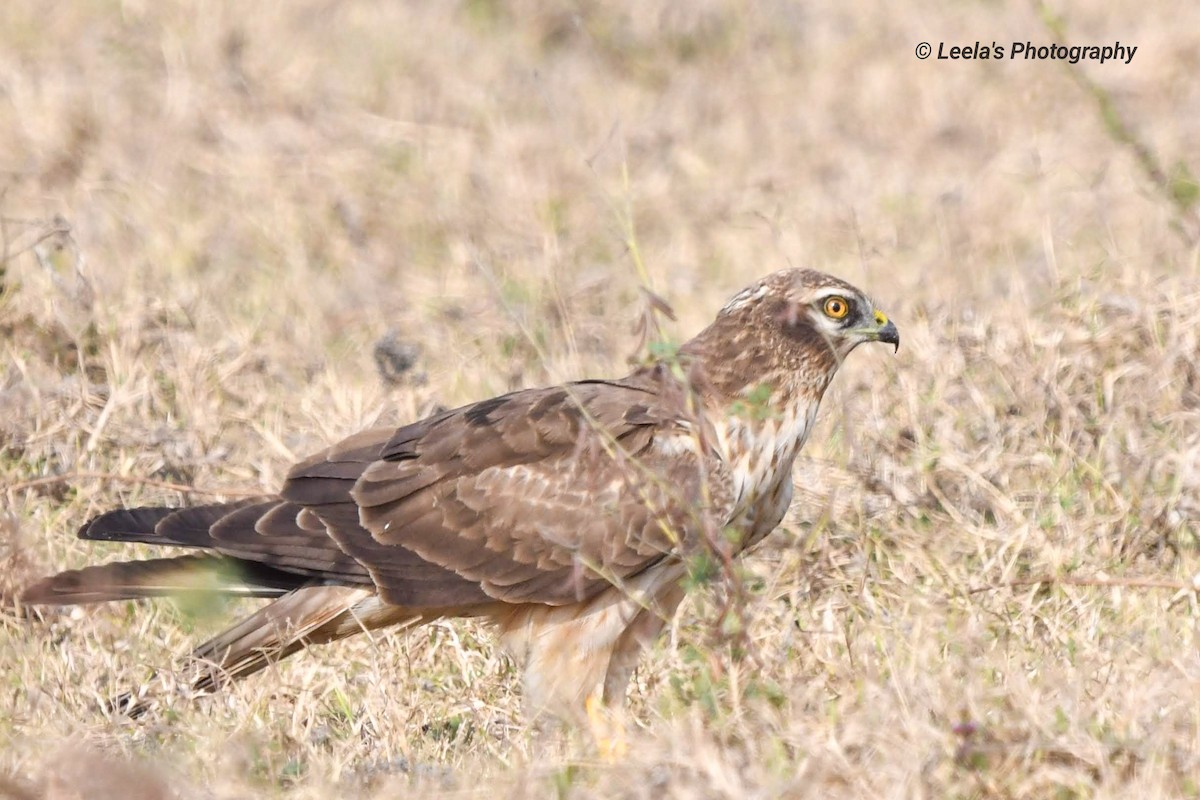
[867,310,899,353]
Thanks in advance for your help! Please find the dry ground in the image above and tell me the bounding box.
[2,1,1199,797]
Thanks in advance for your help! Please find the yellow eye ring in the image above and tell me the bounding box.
[823,296,850,319]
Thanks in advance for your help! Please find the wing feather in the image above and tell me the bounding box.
[285,368,735,606]
[205,501,371,581]
[63,368,729,611]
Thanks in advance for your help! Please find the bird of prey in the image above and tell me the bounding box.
[22,268,898,718]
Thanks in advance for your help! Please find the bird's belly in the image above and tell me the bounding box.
[493,562,685,715]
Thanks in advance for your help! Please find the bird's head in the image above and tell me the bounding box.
[681,269,899,403]
[755,269,900,357]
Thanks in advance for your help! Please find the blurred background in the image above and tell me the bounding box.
[2,2,1198,797]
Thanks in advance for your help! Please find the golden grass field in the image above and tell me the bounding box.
[2,1,1199,797]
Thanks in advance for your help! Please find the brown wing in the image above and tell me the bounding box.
[283,367,733,607]
[34,368,731,611]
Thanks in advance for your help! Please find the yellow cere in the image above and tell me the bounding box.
[874,310,889,325]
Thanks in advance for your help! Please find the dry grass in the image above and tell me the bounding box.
[2,1,1199,797]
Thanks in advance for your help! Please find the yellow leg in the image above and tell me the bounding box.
[585,693,627,761]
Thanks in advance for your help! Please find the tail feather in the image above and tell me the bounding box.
[79,500,265,547]
[109,586,418,717]
[24,497,433,716]
[20,555,306,605]
[188,584,382,691]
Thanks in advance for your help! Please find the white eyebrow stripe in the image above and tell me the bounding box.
[812,287,856,301]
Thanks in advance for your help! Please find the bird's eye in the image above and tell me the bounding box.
[823,296,850,320]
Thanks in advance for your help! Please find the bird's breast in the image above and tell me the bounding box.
[716,401,820,543]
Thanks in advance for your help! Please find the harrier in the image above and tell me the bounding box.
[23,269,898,718]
